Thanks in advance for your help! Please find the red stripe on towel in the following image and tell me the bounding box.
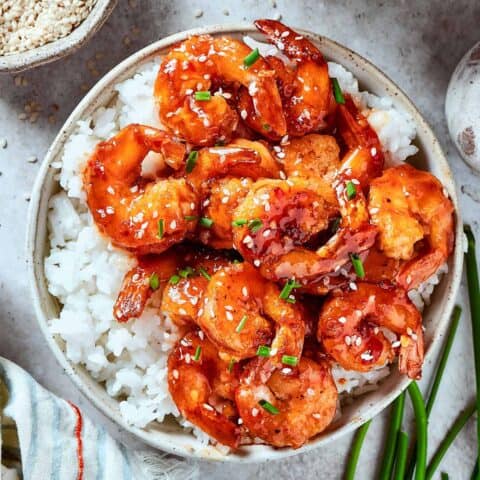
[68,402,84,480]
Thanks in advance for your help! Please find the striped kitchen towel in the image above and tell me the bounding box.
[0,357,198,479]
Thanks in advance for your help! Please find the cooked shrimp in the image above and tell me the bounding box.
[83,124,198,255]
[235,357,338,448]
[186,140,280,194]
[318,283,424,379]
[161,253,232,327]
[246,20,335,137]
[200,177,253,249]
[197,262,305,361]
[168,331,241,448]
[154,35,286,146]
[114,252,179,322]
[368,163,454,289]
[282,134,341,184]
[114,248,231,324]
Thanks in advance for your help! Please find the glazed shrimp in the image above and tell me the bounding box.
[232,177,351,283]
[168,331,241,448]
[113,248,231,324]
[368,163,454,289]
[84,124,198,255]
[239,19,335,138]
[186,139,280,194]
[154,35,286,146]
[235,357,338,448]
[317,283,424,379]
[196,139,280,248]
[282,134,341,184]
[114,252,180,323]
[197,262,305,361]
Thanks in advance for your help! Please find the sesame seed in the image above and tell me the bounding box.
[203,403,214,411]
[242,286,248,296]
[338,316,347,324]
[173,369,179,379]
[252,408,259,417]
[179,308,187,315]
[282,367,292,374]
[349,282,358,291]
[226,311,234,321]
[312,413,321,419]
[392,340,401,348]
[253,259,261,267]
[345,335,352,346]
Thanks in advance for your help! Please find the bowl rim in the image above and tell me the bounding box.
[26,22,464,462]
[0,0,117,73]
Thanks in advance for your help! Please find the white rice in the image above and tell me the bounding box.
[45,48,444,445]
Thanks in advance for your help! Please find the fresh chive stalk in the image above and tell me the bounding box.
[194,91,211,101]
[279,278,301,300]
[332,77,345,104]
[235,314,248,333]
[350,253,365,279]
[257,345,271,357]
[244,48,260,67]
[405,306,462,479]
[157,219,164,238]
[425,403,476,480]
[281,355,298,367]
[258,399,279,415]
[441,473,449,480]
[149,272,160,290]
[393,431,410,480]
[184,215,198,221]
[465,225,480,480]
[198,266,211,280]
[186,150,198,173]
[346,181,356,199]
[199,217,213,228]
[344,420,372,480]
[193,345,202,361]
[227,358,235,372]
[379,391,406,480]
[248,218,263,233]
[232,218,248,227]
[169,274,180,285]
[407,382,427,480]
[179,266,195,278]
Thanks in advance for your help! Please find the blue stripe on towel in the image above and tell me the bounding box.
[23,377,39,480]
[119,443,133,479]
[51,398,62,480]
[95,427,106,480]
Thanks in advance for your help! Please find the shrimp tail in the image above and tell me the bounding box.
[398,325,424,380]
[254,19,326,65]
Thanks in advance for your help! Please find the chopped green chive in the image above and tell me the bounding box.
[346,181,357,199]
[350,253,365,279]
[243,48,260,67]
[194,91,211,101]
[169,274,181,285]
[198,266,211,281]
[199,217,214,228]
[279,278,302,300]
[232,259,243,264]
[262,123,271,131]
[332,77,345,104]
[184,215,198,221]
[157,219,164,238]
[179,266,195,278]
[257,345,271,357]
[228,358,236,372]
[248,218,263,233]
[186,150,198,173]
[232,218,248,227]
[193,345,202,361]
[331,216,341,234]
[258,399,279,415]
[281,355,298,367]
[149,272,160,290]
[235,314,248,333]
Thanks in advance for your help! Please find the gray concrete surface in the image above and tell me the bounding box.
[1,0,479,478]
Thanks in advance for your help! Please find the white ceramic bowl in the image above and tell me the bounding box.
[27,24,463,462]
[0,0,117,73]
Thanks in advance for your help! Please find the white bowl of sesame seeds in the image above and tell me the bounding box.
[27,24,464,461]
[0,0,117,73]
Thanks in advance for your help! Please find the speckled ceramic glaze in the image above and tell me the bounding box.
[27,24,463,462]
[0,0,117,73]
[446,41,480,172]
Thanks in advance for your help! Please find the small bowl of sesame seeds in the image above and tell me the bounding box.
[0,0,117,73]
